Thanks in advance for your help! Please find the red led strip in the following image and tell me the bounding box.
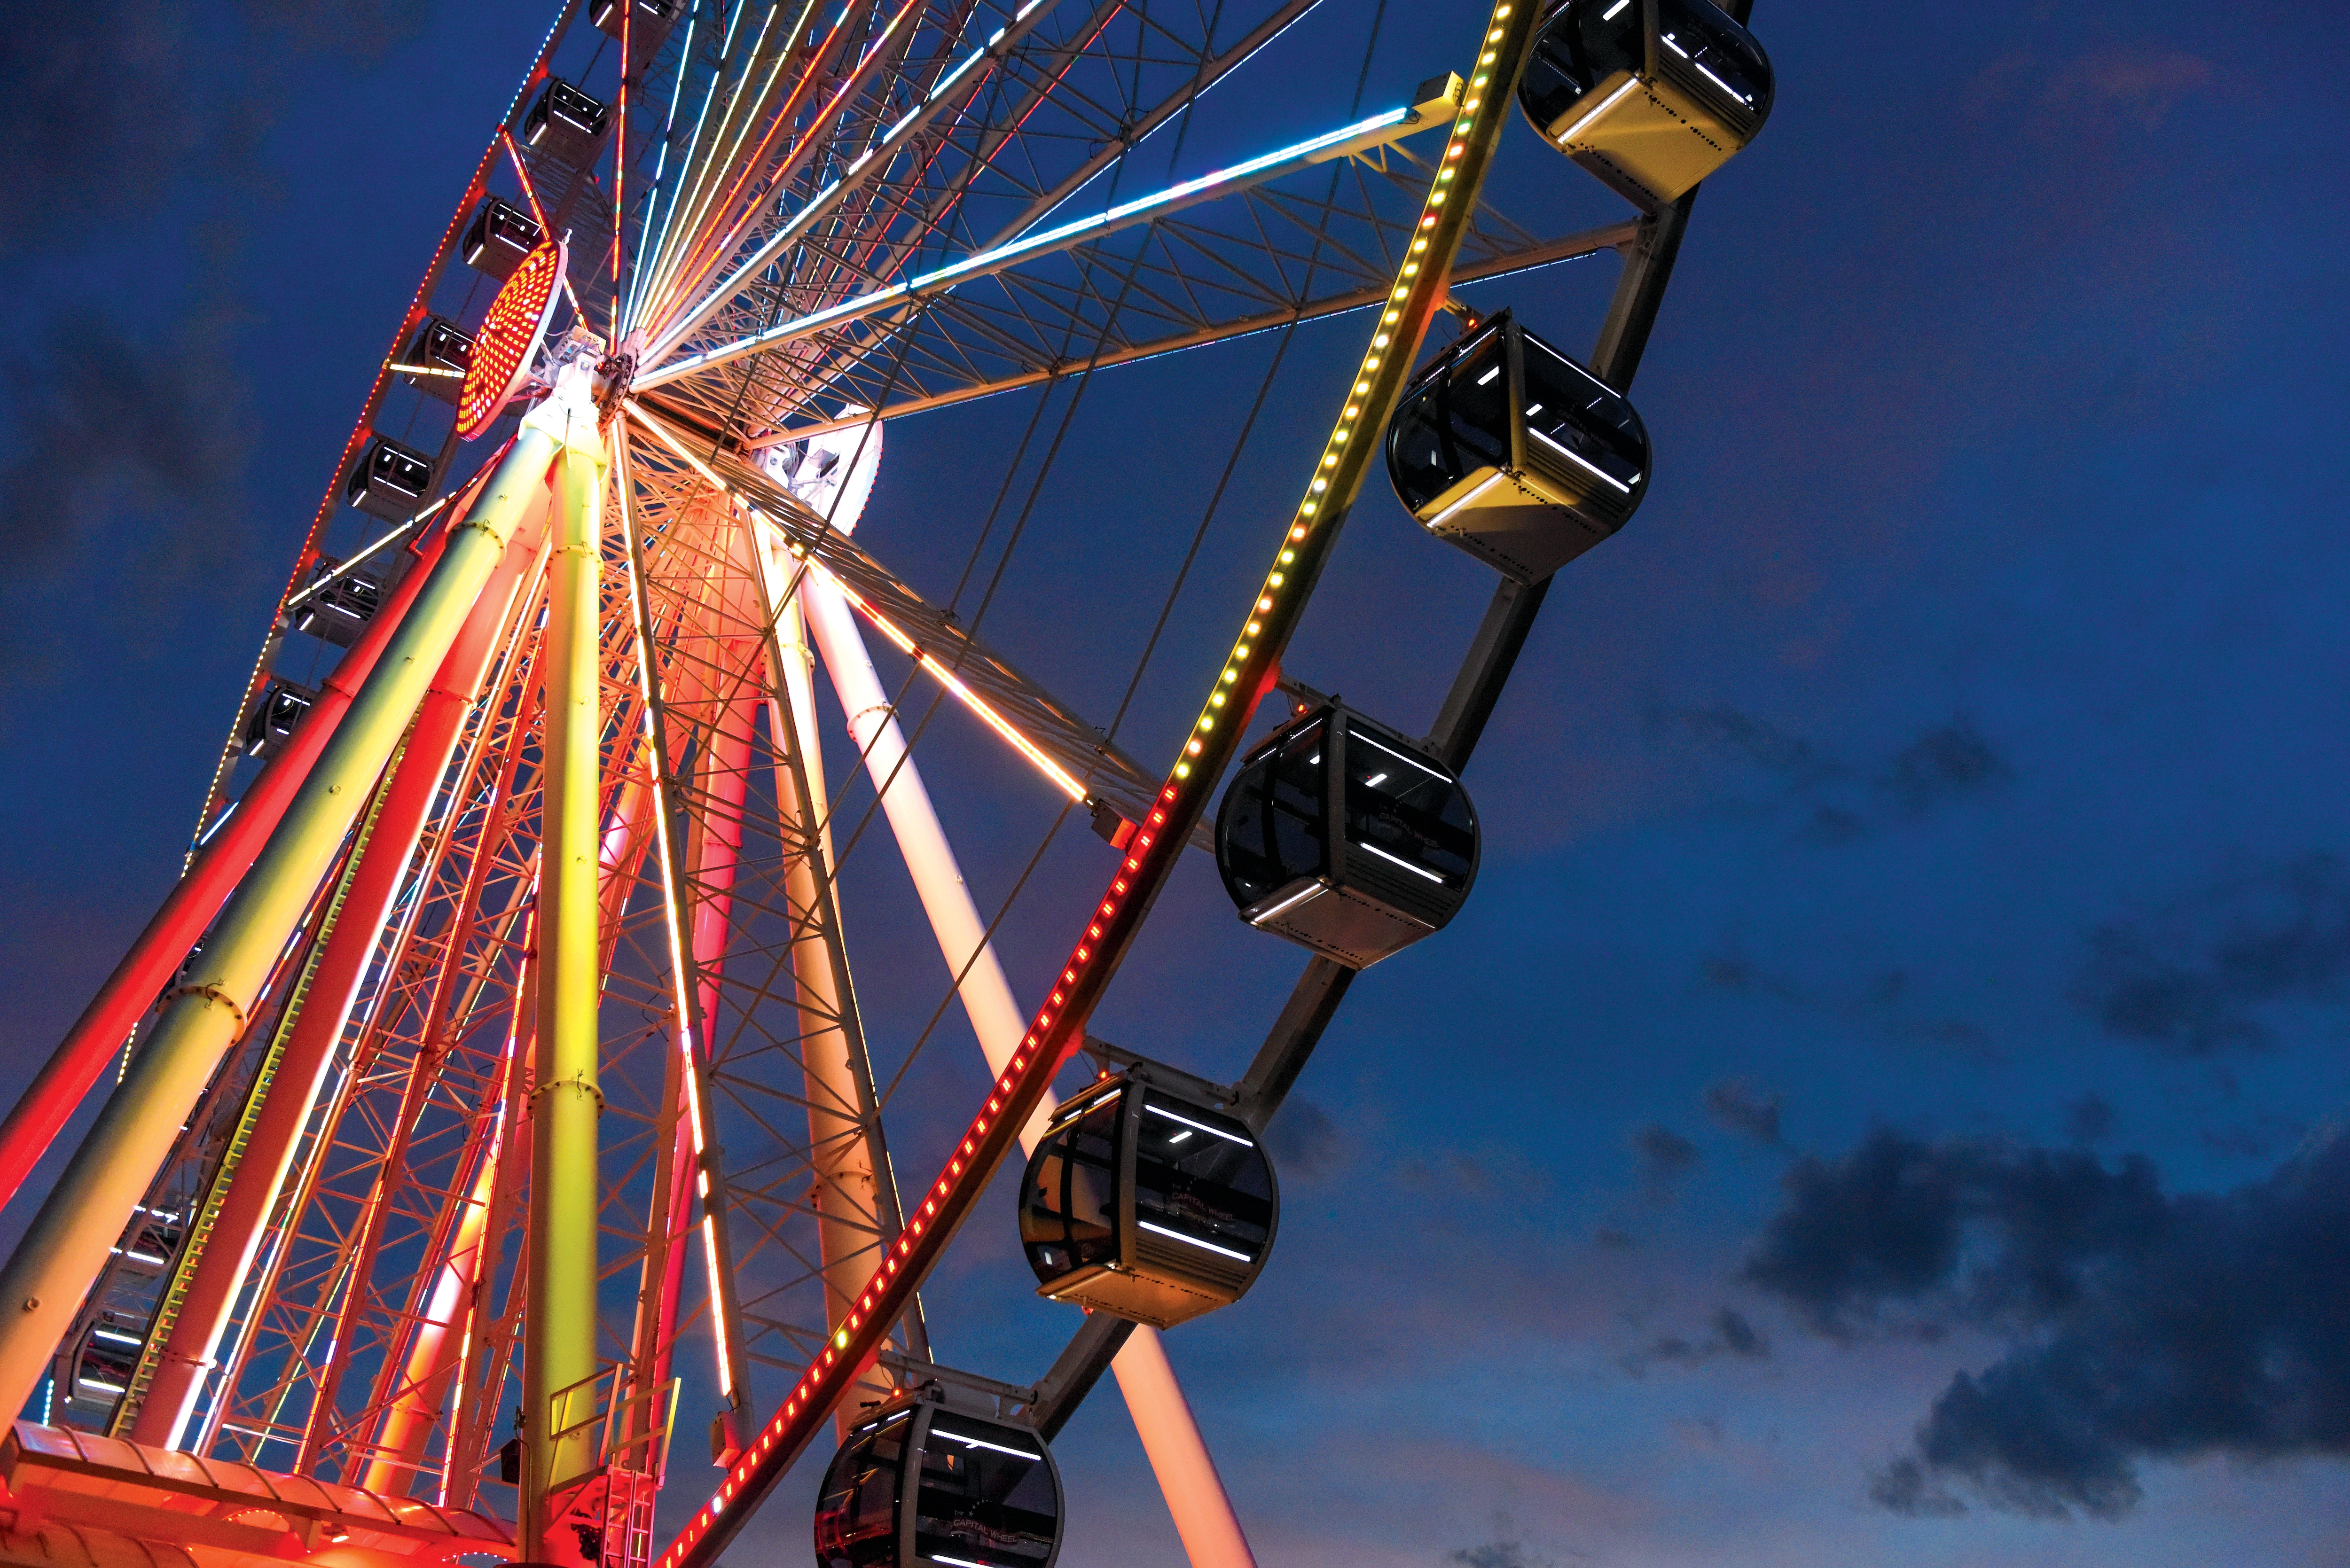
[651,7,1543,1566]
[455,238,566,441]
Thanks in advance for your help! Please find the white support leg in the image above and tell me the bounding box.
[762,427,1258,1568]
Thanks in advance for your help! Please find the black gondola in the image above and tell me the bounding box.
[243,679,317,759]
[1518,0,1772,208]
[346,435,434,522]
[523,79,611,163]
[1020,1069,1276,1329]
[814,1388,1062,1568]
[404,315,474,404]
[1386,310,1650,583]
[73,1320,142,1399]
[1215,702,1479,967]
[116,1205,184,1272]
[291,554,396,648]
[462,196,544,282]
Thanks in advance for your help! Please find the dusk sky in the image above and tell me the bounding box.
[3,1,2348,1566]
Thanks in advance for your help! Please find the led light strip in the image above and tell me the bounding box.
[636,0,874,331]
[498,128,584,321]
[639,0,1067,365]
[637,101,1424,390]
[623,402,1094,804]
[1529,426,1633,492]
[1136,1220,1255,1262]
[1247,882,1327,926]
[1554,75,1640,146]
[1143,1103,1254,1147]
[648,4,1543,1563]
[612,431,742,1408]
[929,1427,1044,1460]
[790,545,1090,802]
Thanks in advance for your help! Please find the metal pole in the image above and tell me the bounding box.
[361,1139,501,1493]
[740,524,908,1432]
[523,381,609,1555]
[0,423,560,1427]
[0,520,450,1219]
[787,506,1258,1568]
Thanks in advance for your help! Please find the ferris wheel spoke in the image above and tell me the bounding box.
[650,177,1594,440]
[637,90,1457,390]
[752,216,1634,445]
[640,0,1070,354]
[627,413,1186,846]
[641,0,1318,380]
[608,437,943,1451]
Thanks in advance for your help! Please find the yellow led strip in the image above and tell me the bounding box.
[650,4,1543,1562]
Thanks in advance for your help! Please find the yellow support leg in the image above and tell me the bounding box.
[522,390,611,1560]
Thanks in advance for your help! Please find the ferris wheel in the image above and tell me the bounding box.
[0,1,1773,1567]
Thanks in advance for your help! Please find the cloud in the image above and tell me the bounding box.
[0,0,433,263]
[1631,1123,1700,1196]
[1744,1124,2350,1519]
[2199,1115,2305,1162]
[1447,1541,1549,1568]
[1646,704,1847,788]
[0,0,435,673]
[1645,706,2007,841]
[1702,955,1997,1062]
[1264,1097,1339,1178]
[1623,1307,1770,1375]
[1880,721,2009,816]
[2062,1092,2114,1144]
[1972,44,2216,145]
[2073,852,2350,1055]
[1446,1514,1586,1568]
[1703,1079,1782,1144]
[1868,1457,1965,1518]
[0,312,247,562]
[0,309,260,674]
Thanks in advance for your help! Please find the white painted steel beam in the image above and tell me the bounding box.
[775,421,1258,1568]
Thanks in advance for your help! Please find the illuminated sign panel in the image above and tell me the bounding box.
[455,238,566,440]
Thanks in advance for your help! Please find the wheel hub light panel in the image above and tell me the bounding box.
[456,238,566,441]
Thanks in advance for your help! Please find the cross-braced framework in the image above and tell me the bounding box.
[0,0,1762,1564]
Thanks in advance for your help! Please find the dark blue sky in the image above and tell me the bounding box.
[4,1,2348,1564]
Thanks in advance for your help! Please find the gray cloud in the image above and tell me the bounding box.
[1745,1125,2350,1519]
[1624,1307,1770,1375]
[2199,1115,2305,1162]
[2074,853,2350,1055]
[2062,1092,2115,1144]
[1632,1123,1700,1195]
[1646,706,2008,842]
[0,0,433,263]
[1704,1079,1783,1144]
[0,0,435,671]
[1447,1516,1583,1568]
[1880,721,2009,816]
[1649,704,1848,787]
[1263,1097,1338,1178]
[1448,1543,1549,1568]
[0,309,260,674]
[1702,955,1996,1062]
